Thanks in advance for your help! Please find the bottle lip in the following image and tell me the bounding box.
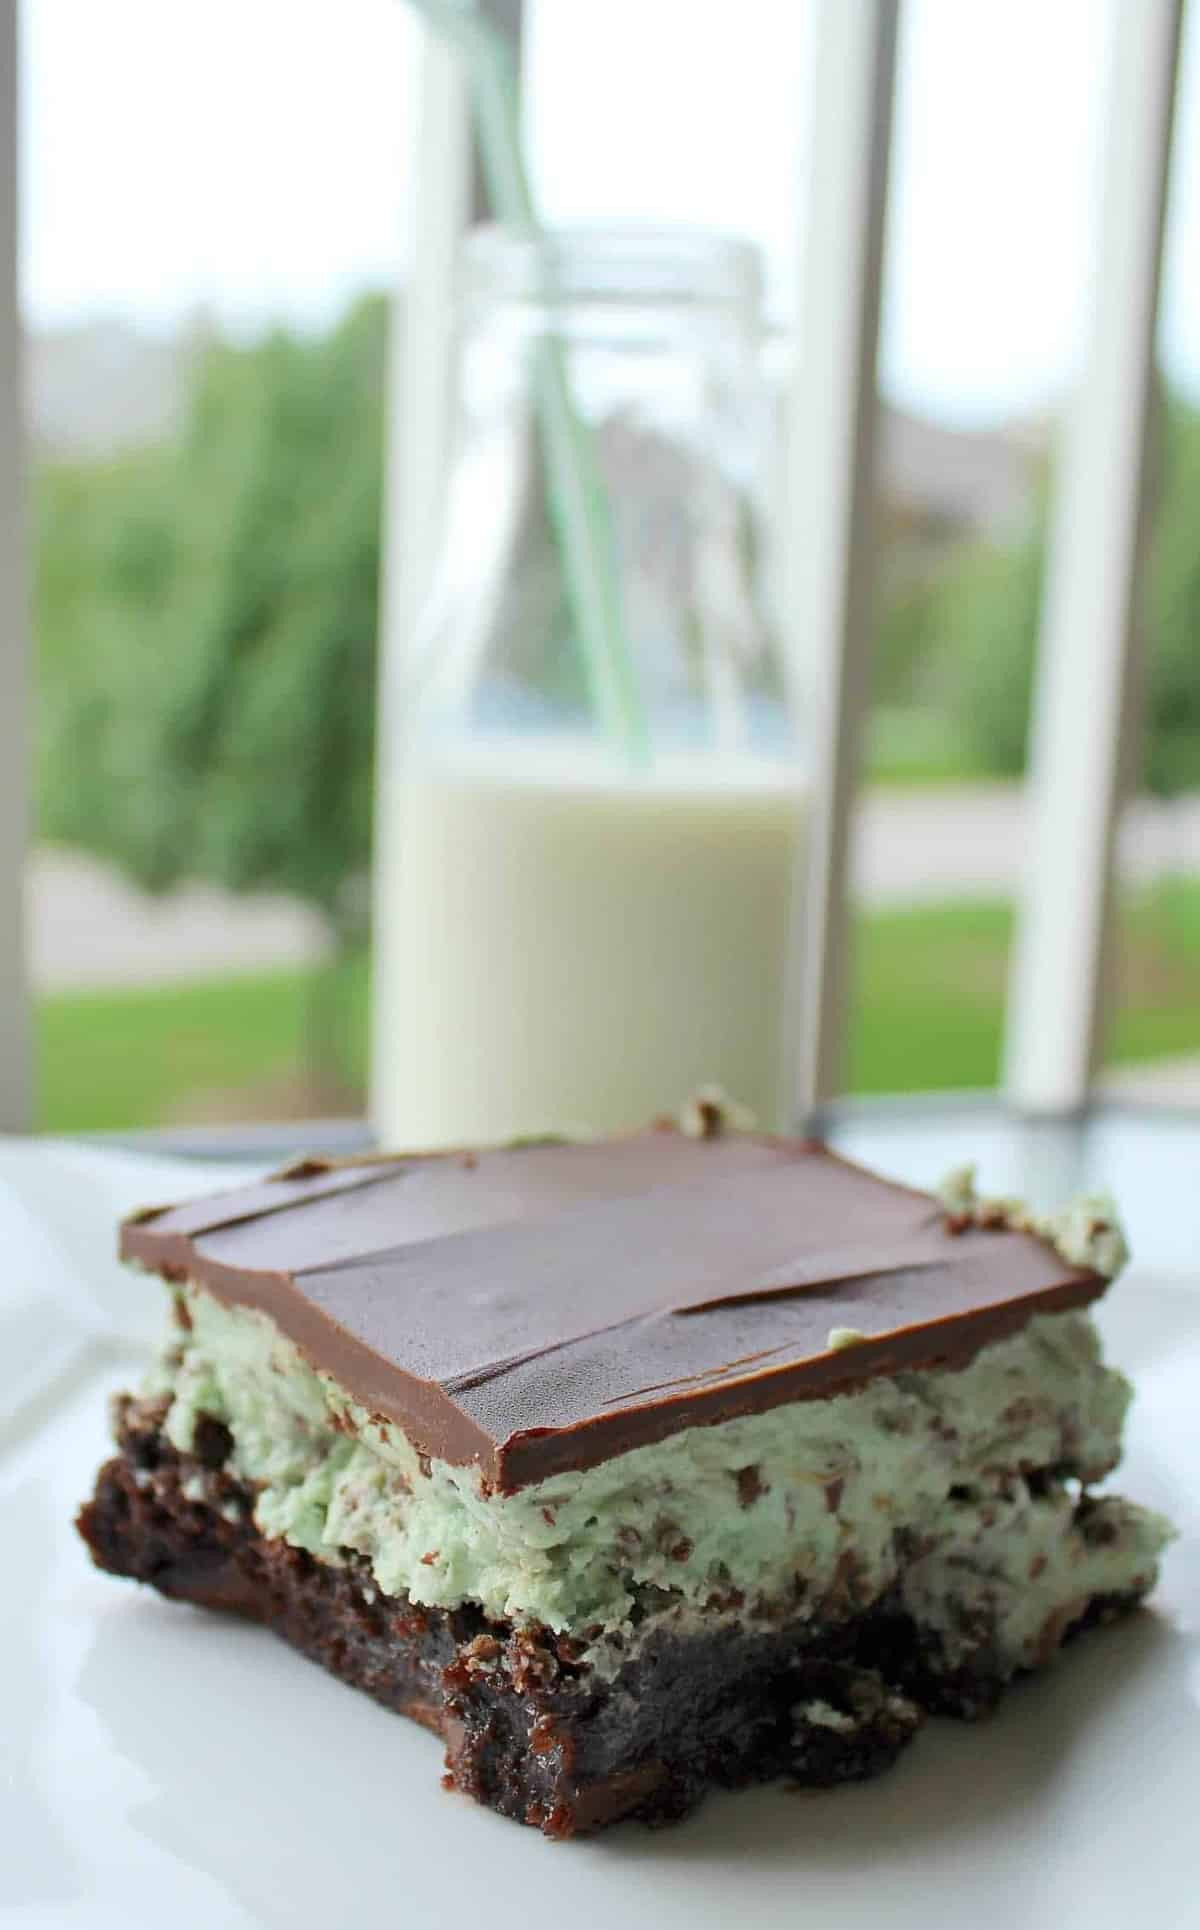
[460,222,765,318]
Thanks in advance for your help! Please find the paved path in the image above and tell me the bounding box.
[851,785,1200,905]
[29,849,329,992]
[27,785,1200,992]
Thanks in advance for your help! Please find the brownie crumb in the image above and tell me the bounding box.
[541,1803,574,1841]
[462,1633,501,1675]
[271,1157,332,1182]
[191,1414,233,1470]
[677,1085,754,1141]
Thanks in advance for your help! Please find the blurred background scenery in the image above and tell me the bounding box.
[21,0,1200,1130]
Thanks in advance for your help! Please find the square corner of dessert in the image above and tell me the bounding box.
[76,1101,1175,1838]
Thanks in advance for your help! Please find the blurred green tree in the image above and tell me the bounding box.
[1143,400,1200,797]
[37,296,386,951]
[931,397,1200,796]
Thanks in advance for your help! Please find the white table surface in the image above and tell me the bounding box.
[1,1122,1197,1929]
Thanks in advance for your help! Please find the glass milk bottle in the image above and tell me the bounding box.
[372,226,806,1146]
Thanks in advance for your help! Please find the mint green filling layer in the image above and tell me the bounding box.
[148,1285,1172,1658]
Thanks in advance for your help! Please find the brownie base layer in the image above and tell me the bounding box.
[76,1397,1142,1838]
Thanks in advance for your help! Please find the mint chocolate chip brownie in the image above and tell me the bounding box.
[77,1123,1172,1835]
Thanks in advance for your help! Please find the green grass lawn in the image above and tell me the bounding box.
[35,883,1200,1132]
[38,967,327,1132]
[855,881,1200,1090]
[863,708,1002,787]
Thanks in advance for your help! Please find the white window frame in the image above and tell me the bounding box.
[0,0,30,1132]
[1006,0,1184,1114]
[781,0,900,1128]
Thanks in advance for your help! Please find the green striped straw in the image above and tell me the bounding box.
[403,0,648,766]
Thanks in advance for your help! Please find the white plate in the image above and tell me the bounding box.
[0,1142,266,1436]
[1,1159,1197,1930]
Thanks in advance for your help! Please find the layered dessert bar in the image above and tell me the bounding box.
[78,1121,1172,1836]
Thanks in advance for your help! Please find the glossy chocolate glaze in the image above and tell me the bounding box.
[121,1131,1104,1491]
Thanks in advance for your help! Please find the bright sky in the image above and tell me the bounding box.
[19,0,1200,428]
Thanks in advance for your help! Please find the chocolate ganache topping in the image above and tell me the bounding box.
[122,1130,1105,1491]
